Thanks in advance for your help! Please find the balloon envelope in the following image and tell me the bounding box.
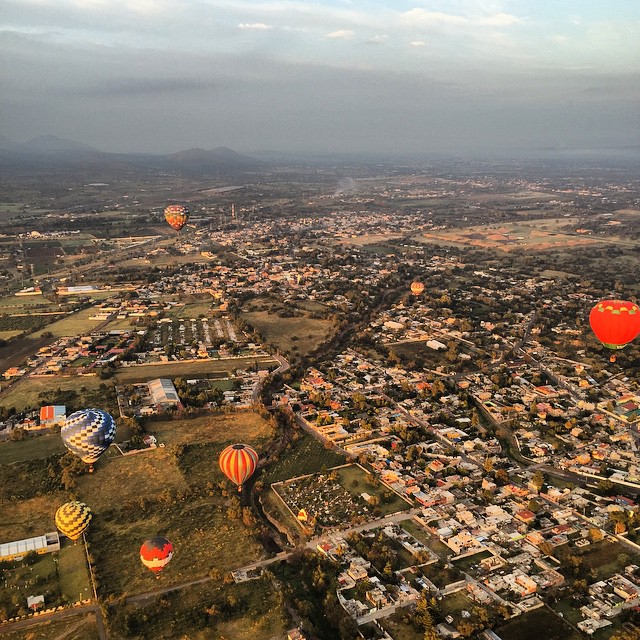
[55,501,92,541]
[61,408,116,465]
[589,299,640,352]
[219,443,259,490]
[164,204,189,231]
[410,281,425,296]
[140,537,174,573]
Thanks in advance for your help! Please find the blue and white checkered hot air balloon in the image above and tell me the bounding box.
[61,408,116,470]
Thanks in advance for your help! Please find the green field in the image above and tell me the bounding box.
[381,612,423,640]
[107,576,287,640]
[0,330,23,341]
[261,429,345,484]
[336,465,412,515]
[452,549,493,573]
[0,612,100,640]
[0,433,66,465]
[114,356,276,383]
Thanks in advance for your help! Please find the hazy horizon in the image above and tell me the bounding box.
[1,0,639,156]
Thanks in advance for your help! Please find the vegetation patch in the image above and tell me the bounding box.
[106,576,287,640]
[496,605,582,640]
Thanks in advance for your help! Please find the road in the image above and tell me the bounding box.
[252,353,290,403]
[0,605,107,639]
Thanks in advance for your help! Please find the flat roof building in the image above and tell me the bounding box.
[0,532,60,562]
[147,378,181,409]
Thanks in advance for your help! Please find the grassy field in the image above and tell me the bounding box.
[336,465,412,515]
[0,613,101,640]
[578,540,628,579]
[107,576,287,640]
[57,541,92,602]
[497,606,581,640]
[0,411,274,599]
[261,430,345,484]
[41,307,108,337]
[147,412,274,448]
[0,433,66,465]
[242,304,334,356]
[0,330,23,341]
[0,376,115,414]
[451,549,493,572]
[114,356,276,383]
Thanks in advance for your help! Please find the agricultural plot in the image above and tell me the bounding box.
[0,433,66,465]
[42,307,108,338]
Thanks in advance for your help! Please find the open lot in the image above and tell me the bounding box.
[40,306,108,338]
[0,433,66,465]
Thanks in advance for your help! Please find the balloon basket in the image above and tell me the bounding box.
[610,355,616,363]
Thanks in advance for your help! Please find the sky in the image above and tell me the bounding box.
[1,0,639,155]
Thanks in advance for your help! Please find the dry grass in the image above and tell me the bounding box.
[0,493,67,541]
[75,448,189,512]
[148,412,273,447]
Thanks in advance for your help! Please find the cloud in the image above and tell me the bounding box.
[400,8,522,28]
[409,40,426,47]
[326,29,355,39]
[238,22,272,30]
[367,34,388,45]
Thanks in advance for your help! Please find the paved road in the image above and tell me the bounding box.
[0,605,107,640]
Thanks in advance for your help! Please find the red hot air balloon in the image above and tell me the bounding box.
[140,537,173,575]
[410,281,425,296]
[219,444,259,492]
[164,204,189,231]
[589,299,640,362]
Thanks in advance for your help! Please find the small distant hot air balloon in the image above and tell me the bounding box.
[61,408,116,471]
[55,501,93,542]
[164,204,189,231]
[140,537,173,575]
[219,443,259,492]
[589,299,640,362]
[410,281,425,296]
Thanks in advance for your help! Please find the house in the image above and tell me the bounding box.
[39,405,66,427]
[0,532,60,562]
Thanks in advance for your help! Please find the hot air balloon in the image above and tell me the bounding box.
[589,299,640,362]
[410,281,425,296]
[164,204,189,231]
[61,408,116,471]
[219,443,259,492]
[140,537,173,575]
[55,501,93,542]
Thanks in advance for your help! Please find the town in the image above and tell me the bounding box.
[0,159,639,640]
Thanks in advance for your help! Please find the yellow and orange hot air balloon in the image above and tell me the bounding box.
[219,444,259,492]
[164,204,189,231]
[410,281,425,296]
[589,299,640,362]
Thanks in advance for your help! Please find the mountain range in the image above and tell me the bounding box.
[0,135,264,176]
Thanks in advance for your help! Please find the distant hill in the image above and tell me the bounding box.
[0,136,264,176]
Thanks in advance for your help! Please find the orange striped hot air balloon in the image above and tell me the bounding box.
[164,204,189,231]
[410,281,425,296]
[219,444,259,492]
[140,537,173,575]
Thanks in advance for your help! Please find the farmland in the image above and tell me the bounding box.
[114,356,276,384]
[0,613,100,640]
